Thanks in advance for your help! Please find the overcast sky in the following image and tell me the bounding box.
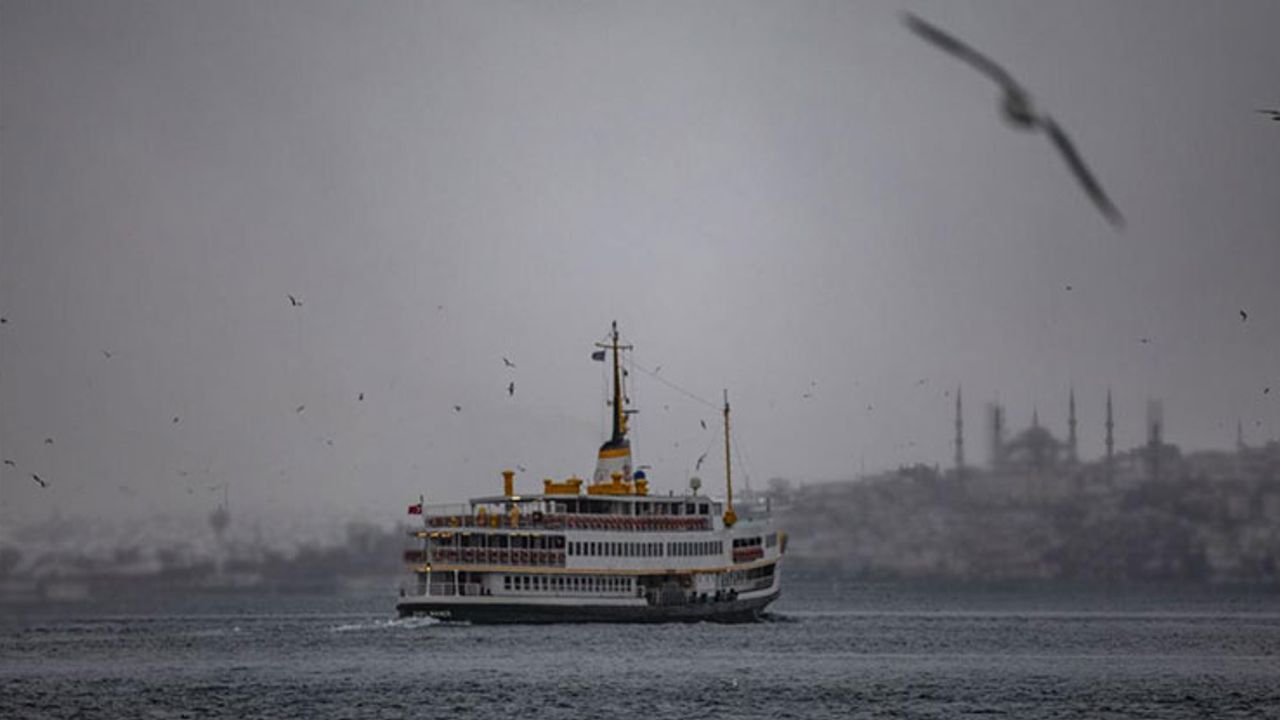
[3,0,1280,535]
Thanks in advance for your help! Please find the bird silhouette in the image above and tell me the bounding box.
[1139,337,1152,344]
[295,405,305,414]
[102,350,112,359]
[507,381,515,397]
[0,317,7,324]
[502,357,516,368]
[1265,387,1271,395]
[1240,309,1248,322]
[695,452,707,471]
[2,459,15,467]
[517,464,527,472]
[43,438,53,445]
[904,13,1123,227]
[31,473,46,488]
[453,404,462,413]
[288,294,302,307]
[358,392,364,401]
[700,420,707,430]
[1257,109,1280,121]
[173,416,180,424]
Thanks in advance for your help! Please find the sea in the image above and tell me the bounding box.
[3,572,1279,719]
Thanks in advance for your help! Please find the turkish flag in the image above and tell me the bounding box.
[407,503,423,515]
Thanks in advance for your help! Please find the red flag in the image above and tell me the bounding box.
[407,503,423,515]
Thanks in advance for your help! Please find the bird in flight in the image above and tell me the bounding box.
[102,350,112,359]
[2,459,15,467]
[358,392,364,401]
[0,316,7,324]
[1240,309,1249,322]
[288,294,302,307]
[43,438,53,445]
[502,357,516,369]
[453,404,462,413]
[695,452,708,472]
[173,416,180,424]
[507,381,516,397]
[700,420,707,430]
[295,405,305,414]
[1257,109,1280,121]
[31,473,47,488]
[904,13,1123,227]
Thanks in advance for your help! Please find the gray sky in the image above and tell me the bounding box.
[3,0,1280,535]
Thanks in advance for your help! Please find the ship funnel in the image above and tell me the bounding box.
[502,469,515,497]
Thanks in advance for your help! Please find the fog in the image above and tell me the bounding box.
[3,0,1280,548]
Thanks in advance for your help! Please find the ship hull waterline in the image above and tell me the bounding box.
[396,589,780,624]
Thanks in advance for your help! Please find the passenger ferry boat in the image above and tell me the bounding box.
[396,323,784,623]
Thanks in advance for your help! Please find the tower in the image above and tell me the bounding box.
[1100,386,1111,466]
[1146,399,1163,481]
[987,403,1006,470]
[1237,418,1246,452]
[1067,386,1079,463]
[954,385,965,476]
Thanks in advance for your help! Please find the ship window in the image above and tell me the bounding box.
[699,504,709,515]
[686,503,695,514]
[503,576,511,591]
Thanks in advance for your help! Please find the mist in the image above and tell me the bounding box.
[4,0,1280,558]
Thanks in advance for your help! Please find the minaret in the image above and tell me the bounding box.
[954,385,964,476]
[1032,405,1040,429]
[1145,399,1163,482]
[1105,389,1115,482]
[1236,419,1246,452]
[1067,386,1078,464]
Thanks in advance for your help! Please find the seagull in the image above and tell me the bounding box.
[502,357,516,369]
[288,294,302,307]
[695,452,707,471]
[517,464,527,472]
[1065,284,1073,291]
[0,316,7,324]
[3,459,15,467]
[31,473,46,488]
[43,438,53,445]
[507,381,515,397]
[358,392,364,401]
[295,404,305,414]
[453,404,462,413]
[1265,387,1271,395]
[700,420,707,430]
[1240,309,1248,322]
[1139,337,1152,344]
[1257,109,1280,122]
[173,416,180,424]
[904,13,1124,227]
[102,350,112,359]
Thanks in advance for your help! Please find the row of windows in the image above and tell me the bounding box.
[567,540,725,558]
[502,574,633,594]
[732,536,763,549]
[448,534,566,549]
[559,501,712,516]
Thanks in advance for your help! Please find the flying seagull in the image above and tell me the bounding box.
[695,452,708,471]
[502,357,516,369]
[31,473,46,488]
[453,404,462,413]
[1240,309,1248,322]
[904,13,1124,227]
[3,459,15,467]
[288,294,302,307]
[173,416,180,424]
[295,404,305,414]
[358,392,364,401]
[507,381,515,397]
[700,420,707,430]
[102,350,112,359]
[44,438,53,445]
[1257,109,1280,121]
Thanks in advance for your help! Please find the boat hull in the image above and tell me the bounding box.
[396,589,779,624]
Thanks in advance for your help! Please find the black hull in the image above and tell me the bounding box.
[396,590,779,624]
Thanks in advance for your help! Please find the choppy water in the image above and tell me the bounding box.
[3,575,1280,719]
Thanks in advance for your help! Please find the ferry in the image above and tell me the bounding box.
[396,323,784,623]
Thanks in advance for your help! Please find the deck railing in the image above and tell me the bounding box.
[422,512,710,532]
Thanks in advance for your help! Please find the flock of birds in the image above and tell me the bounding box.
[3,12,1278,494]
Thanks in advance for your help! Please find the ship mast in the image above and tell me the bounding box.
[610,321,624,441]
[722,389,737,527]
